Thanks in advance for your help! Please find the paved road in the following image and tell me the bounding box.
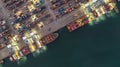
[0,47,11,60]
[38,8,85,38]
[0,0,115,60]
[0,8,84,60]
[0,0,11,19]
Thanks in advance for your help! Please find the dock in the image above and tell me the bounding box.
[0,3,84,60]
[0,0,119,61]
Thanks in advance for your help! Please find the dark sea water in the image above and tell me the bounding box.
[1,2,120,67]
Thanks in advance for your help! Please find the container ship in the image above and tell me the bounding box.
[9,33,59,62]
[67,0,119,32]
[0,0,119,65]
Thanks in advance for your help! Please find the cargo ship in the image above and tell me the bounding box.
[0,0,119,65]
[67,0,118,32]
[9,33,59,62]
